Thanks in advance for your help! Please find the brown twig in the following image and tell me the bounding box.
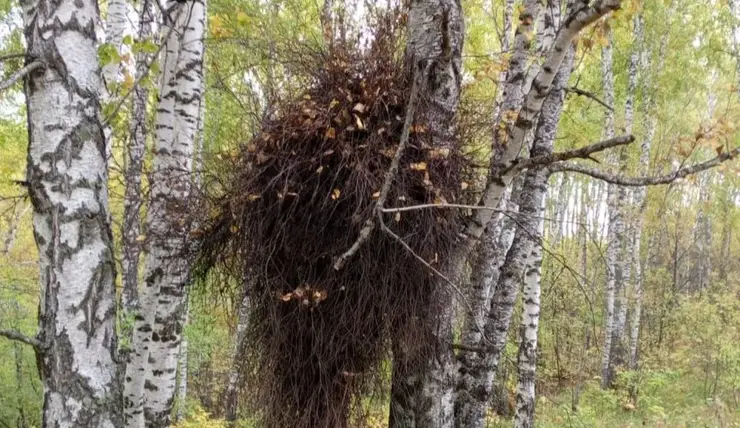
[381,203,504,213]
[565,86,614,111]
[333,63,428,270]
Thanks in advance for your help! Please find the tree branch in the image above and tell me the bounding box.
[101,8,180,126]
[333,63,427,270]
[381,203,505,213]
[0,329,42,350]
[459,0,625,248]
[0,52,26,63]
[565,86,614,111]
[508,134,634,174]
[549,147,740,186]
[0,61,43,92]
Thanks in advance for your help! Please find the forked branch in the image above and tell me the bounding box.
[333,65,427,270]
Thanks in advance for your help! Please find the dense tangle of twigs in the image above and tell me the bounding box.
[194,16,482,427]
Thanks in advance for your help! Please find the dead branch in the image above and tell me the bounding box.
[0,329,42,350]
[333,64,427,271]
[565,86,614,111]
[549,147,740,186]
[0,53,26,63]
[0,61,43,92]
[508,134,634,174]
[381,203,504,213]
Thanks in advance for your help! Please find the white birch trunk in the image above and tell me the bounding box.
[389,2,464,426]
[121,0,156,313]
[454,179,520,428]
[629,2,673,370]
[513,41,575,428]
[123,1,206,426]
[224,290,251,421]
[175,300,190,422]
[454,1,516,423]
[609,15,643,379]
[599,28,620,389]
[22,0,121,424]
[102,0,130,86]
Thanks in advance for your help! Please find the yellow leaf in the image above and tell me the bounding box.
[429,148,450,159]
[237,11,248,23]
[410,162,427,171]
[325,127,336,139]
[460,181,469,190]
[280,293,293,302]
[331,188,341,200]
[353,103,366,113]
[247,194,261,201]
[136,234,146,242]
[372,191,381,199]
[329,99,339,109]
[411,124,427,134]
[209,14,231,38]
[303,94,312,100]
[230,224,238,233]
[354,114,365,130]
[316,165,324,174]
[122,72,135,90]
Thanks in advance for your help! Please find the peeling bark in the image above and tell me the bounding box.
[22,0,122,424]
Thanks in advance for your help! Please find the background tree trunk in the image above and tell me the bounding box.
[124,1,207,426]
[121,0,157,315]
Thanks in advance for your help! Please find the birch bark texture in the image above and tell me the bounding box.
[389,1,464,427]
[123,0,206,426]
[599,27,621,390]
[102,0,130,87]
[454,1,546,425]
[629,4,674,368]
[121,0,157,313]
[514,42,576,428]
[21,0,121,425]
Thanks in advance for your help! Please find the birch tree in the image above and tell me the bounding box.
[388,2,464,427]
[455,1,545,425]
[599,26,624,389]
[17,0,121,425]
[121,0,157,314]
[629,5,674,371]
[514,42,576,428]
[123,0,206,425]
[102,0,130,87]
